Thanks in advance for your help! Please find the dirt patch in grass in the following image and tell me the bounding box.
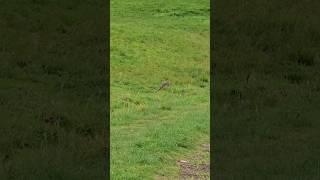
[177,144,210,180]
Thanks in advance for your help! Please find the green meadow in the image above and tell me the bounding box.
[111,0,210,179]
[213,0,320,178]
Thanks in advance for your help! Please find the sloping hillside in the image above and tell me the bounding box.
[111,0,210,179]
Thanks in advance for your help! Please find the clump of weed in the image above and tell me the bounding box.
[160,106,172,111]
[40,112,71,129]
[285,73,305,84]
[229,88,242,99]
[122,97,141,105]
[41,65,63,76]
[199,84,206,88]
[0,97,8,105]
[177,142,189,148]
[200,77,209,83]
[199,76,209,88]
[134,142,143,148]
[289,49,315,67]
[76,127,95,138]
[16,61,29,68]
[33,128,58,145]
[56,25,68,34]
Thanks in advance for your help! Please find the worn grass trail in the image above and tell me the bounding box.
[111,0,209,179]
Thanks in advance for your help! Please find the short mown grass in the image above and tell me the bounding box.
[111,0,210,179]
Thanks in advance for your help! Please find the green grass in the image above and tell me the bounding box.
[0,1,107,179]
[111,0,210,179]
[213,0,320,179]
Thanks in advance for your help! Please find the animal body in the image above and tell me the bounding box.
[156,80,170,92]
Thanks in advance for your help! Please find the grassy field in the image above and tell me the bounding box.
[213,0,320,179]
[111,0,210,179]
[0,1,108,179]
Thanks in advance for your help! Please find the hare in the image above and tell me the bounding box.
[156,80,170,92]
